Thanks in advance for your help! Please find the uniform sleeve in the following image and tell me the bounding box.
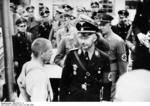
[59,51,73,101]
[54,38,66,67]
[30,72,48,102]
[56,30,61,46]
[116,41,128,75]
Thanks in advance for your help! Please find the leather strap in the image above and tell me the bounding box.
[74,51,87,72]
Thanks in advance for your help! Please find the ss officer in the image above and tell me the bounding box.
[12,17,32,96]
[59,17,111,101]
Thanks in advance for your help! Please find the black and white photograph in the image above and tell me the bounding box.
[0,0,150,104]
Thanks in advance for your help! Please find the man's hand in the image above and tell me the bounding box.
[108,72,117,83]
[137,33,150,48]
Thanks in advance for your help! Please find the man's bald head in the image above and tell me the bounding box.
[31,38,52,58]
[115,69,150,101]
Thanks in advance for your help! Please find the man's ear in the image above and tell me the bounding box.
[93,34,97,42]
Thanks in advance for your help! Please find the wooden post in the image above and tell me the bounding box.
[2,0,14,101]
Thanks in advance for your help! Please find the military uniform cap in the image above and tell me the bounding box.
[39,6,50,18]
[15,17,28,26]
[76,15,99,34]
[56,7,65,14]
[70,15,76,20]
[98,9,106,14]
[77,7,85,12]
[91,2,99,8]
[63,13,72,18]
[118,10,129,17]
[99,14,113,25]
[62,4,73,12]
[92,9,106,20]
[26,5,35,12]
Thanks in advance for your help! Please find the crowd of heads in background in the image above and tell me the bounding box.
[9,0,131,47]
[9,1,112,25]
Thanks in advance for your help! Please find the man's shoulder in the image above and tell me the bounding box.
[68,48,79,53]
[95,48,109,59]
[67,48,81,58]
[112,33,124,42]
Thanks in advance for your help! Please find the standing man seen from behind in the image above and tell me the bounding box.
[59,18,111,101]
[132,0,150,70]
[99,14,128,101]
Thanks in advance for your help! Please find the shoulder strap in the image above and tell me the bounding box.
[74,51,87,72]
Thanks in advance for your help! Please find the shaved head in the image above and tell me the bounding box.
[115,69,150,101]
[31,38,52,57]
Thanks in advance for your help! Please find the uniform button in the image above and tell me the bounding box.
[98,71,101,74]
[73,70,77,75]
[86,57,88,60]
[84,76,87,79]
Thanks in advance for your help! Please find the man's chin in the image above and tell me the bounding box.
[82,46,89,51]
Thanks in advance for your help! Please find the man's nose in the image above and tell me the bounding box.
[99,26,103,29]
[80,39,85,44]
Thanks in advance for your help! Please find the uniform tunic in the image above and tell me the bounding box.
[12,32,32,80]
[60,48,110,101]
[104,33,127,79]
[112,23,131,61]
[103,32,127,100]
[112,24,130,41]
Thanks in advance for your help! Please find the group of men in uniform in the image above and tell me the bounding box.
[11,0,150,102]
[12,5,128,102]
[60,15,111,101]
[59,11,128,101]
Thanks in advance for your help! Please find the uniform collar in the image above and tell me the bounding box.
[77,47,100,58]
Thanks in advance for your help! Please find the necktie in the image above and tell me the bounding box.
[85,51,89,61]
